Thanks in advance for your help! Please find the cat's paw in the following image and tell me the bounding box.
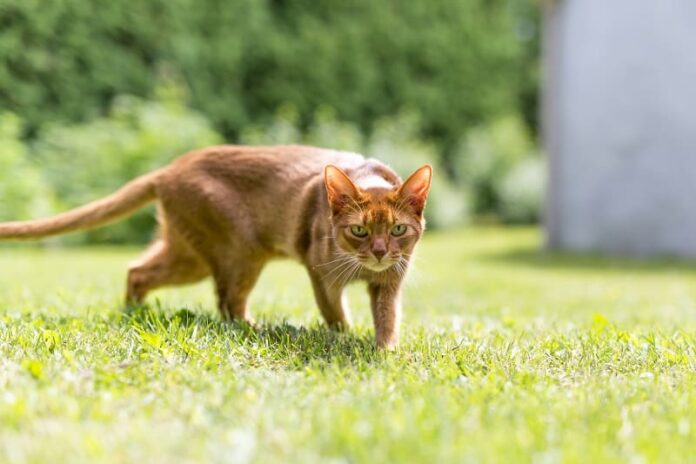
[376,338,398,351]
[327,320,352,332]
[223,315,260,331]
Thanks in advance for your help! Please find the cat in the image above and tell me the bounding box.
[0,145,432,349]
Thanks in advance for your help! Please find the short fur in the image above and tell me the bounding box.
[0,145,432,349]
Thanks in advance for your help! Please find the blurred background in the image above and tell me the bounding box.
[0,0,542,245]
[3,1,694,257]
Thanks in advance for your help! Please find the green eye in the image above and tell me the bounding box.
[350,225,369,237]
[391,224,407,236]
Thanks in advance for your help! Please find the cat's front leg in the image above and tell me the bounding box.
[368,282,402,350]
[308,272,352,330]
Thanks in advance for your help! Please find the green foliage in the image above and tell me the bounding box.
[2,101,540,243]
[454,114,544,222]
[240,104,304,146]
[242,108,470,228]
[0,0,539,149]
[1,228,696,461]
[498,156,545,223]
[304,107,364,152]
[365,112,469,229]
[0,113,53,221]
[244,109,545,226]
[32,84,222,244]
[0,0,542,237]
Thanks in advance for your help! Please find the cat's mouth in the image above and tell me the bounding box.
[361,257,395,272]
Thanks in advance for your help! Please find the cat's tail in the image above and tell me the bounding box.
[0,170,162,240]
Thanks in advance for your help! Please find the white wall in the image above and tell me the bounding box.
[544,0,696,257]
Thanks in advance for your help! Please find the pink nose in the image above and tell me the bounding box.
[372,241,387,261]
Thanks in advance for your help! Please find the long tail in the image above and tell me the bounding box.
[0,170,162,240]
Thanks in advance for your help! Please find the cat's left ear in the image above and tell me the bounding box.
[398,165,432,217]
[324,165,360,215]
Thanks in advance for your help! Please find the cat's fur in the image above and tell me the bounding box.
[0,145,432,349]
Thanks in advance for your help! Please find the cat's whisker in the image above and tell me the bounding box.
[321,255,357,281]
[393,197,412,215]
[334,264,356,289]
[327,261,354,288]
[400,257,423,285]
[329,256,363,289]
[321,260,354,281]
[393,259,404,277]
[347,196,364,211]
[344,197,367,219]
[313,254,354,268]
[393,257,410,280]
[343,258,365,285]
[340,259,362,283]
[343,261,363,287]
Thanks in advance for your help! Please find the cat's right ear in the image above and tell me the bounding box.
[324,165,359,215]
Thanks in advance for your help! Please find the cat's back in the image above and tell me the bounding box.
[170,144,365,181]
[158,144,368,224]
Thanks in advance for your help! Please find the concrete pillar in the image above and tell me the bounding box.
[544,0,696,257]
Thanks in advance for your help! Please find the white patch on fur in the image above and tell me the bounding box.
[356,175,393,190]
[366,262,393,272]
[363,255,396,272]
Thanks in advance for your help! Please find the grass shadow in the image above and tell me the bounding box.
[121,304,381,366]
[481,246,696,275]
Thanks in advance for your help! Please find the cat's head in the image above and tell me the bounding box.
[324,164,432,273]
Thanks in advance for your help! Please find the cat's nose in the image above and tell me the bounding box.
[372,240,387,261]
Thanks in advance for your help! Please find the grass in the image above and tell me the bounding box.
[1,226,696,463]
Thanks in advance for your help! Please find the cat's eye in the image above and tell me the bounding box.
[350,225,369,237]
[391,224,408,236]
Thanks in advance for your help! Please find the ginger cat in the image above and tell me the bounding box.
[0,145,432,349]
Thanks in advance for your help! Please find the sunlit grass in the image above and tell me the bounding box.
[1,227,695,463]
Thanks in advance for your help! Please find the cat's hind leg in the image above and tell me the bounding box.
[125,238,209,305]
[211,256,266,324]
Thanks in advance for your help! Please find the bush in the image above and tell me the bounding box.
[0,0,539,153]
[239,104,303,146]
[32,84,222,244]
[366,112,469,228]
[304,107,365,152]
[0,113,53,222]
[3,98,539,246]
[498,157,545,223]
[453,114,544,223]
[243,108,469,228]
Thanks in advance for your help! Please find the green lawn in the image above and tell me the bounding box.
[1,227,696,463]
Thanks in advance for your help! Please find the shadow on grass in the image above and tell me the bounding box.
[122,305,381,366]
[481,246,696,275]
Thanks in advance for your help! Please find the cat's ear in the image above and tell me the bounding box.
[398,165,432,216]
[324,165,359,214]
